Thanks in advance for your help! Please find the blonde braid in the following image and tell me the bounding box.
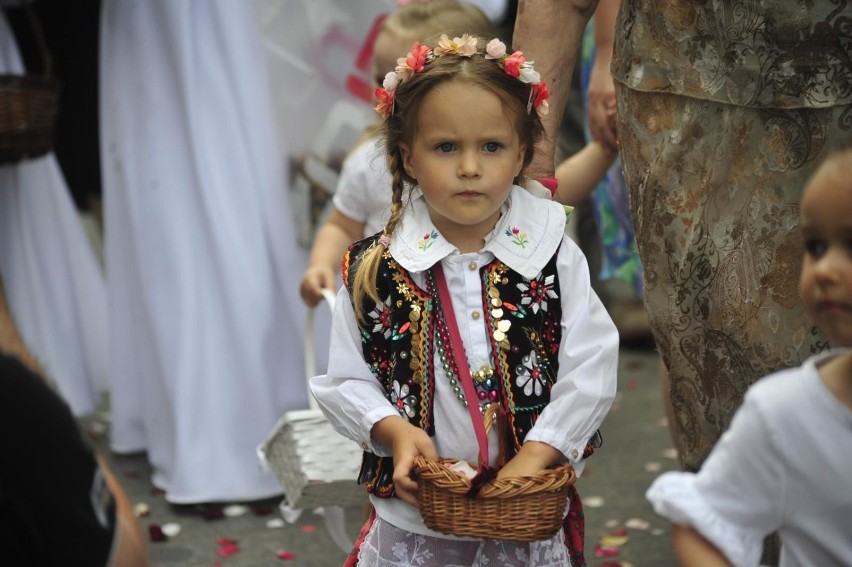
[351,150,409,321]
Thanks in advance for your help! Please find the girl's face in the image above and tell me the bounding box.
[799,160,852,346]
[400,80,525,253]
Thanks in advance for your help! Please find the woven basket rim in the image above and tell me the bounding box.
[413,455,576,498]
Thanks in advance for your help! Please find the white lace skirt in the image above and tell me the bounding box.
[357,517,572,567]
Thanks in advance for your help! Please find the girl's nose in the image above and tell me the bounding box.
[458,149,482,178]
[814,249,843,284]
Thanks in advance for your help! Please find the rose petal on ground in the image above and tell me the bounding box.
[651,528,666,536]
[644,461,662,472]
[594,544,620,557]
[223,505,249,517]
[301,524,317,533]
[661,448,679,460]
[584,496,605,508]
[215,543,240,558]
[161,523,181,538]
[605,519,621,529]
[625,518,650,530]
[266,518,286,529]
[133,503,150,517]
[276,549,297,560]
[148,523,167,542]
[600,535,629,547]
[613,527,628,536]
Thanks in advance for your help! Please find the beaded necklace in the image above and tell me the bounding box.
[427,268,498,412]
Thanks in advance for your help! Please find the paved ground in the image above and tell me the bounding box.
[86,345,679,567]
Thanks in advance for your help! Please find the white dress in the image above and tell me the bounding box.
[100,0,310,504]
[332,137,393,238]
[646,351,852,567]
[0,13,108,417]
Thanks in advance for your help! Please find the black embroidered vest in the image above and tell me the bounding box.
[343,235,564,498]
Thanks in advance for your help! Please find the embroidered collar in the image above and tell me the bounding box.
[388,186,567,279]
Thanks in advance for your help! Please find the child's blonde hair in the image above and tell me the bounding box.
[380,1,496,47]
[351,34,546,317]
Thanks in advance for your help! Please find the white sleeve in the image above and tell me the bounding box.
[522,235,619,468]
[332,141,383,227]
[646,392,785,566]
[309,287,398,457]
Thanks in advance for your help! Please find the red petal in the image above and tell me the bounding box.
[302,524,317,533]
[148,523,167,542]
[276,549,297,560]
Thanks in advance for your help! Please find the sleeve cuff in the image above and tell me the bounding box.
[646,472,763,567]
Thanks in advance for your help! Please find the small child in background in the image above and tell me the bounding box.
[299,1,495,307]
[311,32,618,566]
[646,148,852,566]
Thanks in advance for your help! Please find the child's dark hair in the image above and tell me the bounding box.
[352,35,546,316]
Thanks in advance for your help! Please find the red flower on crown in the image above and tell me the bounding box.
[375,87,395,118]
[502,51,526,78]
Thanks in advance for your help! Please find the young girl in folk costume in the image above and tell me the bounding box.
[646,149,852,566]
[311,33,618,566]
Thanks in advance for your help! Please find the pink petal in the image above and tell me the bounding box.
[301,524,317,533]
[215,544,240,558]
[276,549,297,560]
[594,544,620,558]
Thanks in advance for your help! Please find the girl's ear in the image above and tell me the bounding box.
[400,143,417,180]
[514,143,527,178]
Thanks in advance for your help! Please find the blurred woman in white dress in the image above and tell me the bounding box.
[0,10,108,418]
[100,0,309,504]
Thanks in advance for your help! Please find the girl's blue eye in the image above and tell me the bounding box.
[437,143,455,153]
[804,238,827,258]
[484,142,501,152]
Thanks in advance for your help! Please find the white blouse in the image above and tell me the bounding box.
[646,351,852,567]
[311,186,619,538]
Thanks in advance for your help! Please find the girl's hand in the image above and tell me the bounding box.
[371,416,439,507]
[299,265,335,307]
[496,441,561,480]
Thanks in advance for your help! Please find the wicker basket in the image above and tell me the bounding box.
[414,455,577,541]
[258,289,367,510]
[0,5,60,165]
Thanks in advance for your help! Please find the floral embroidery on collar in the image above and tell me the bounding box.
[505,226,529,248]
[417,230,439,251]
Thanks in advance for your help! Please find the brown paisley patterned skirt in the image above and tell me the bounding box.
[616,86,851,471]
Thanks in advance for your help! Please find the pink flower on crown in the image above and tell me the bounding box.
[502,51,526,78]
[434,34,478,57]
[485,38,506,59]
[396,41,430,80]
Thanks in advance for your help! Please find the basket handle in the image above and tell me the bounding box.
[304,288,337,411]
[7,1,53,78]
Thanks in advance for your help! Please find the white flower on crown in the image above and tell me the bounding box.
[382,71,399,92]
[484,38,506,59]
[518,63,539,84]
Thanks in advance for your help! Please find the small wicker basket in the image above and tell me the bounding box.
[0,74,59,164]
[0,4,60,165]
[414,455,577,541]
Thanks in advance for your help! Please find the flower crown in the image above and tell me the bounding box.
[374,34,551,119]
